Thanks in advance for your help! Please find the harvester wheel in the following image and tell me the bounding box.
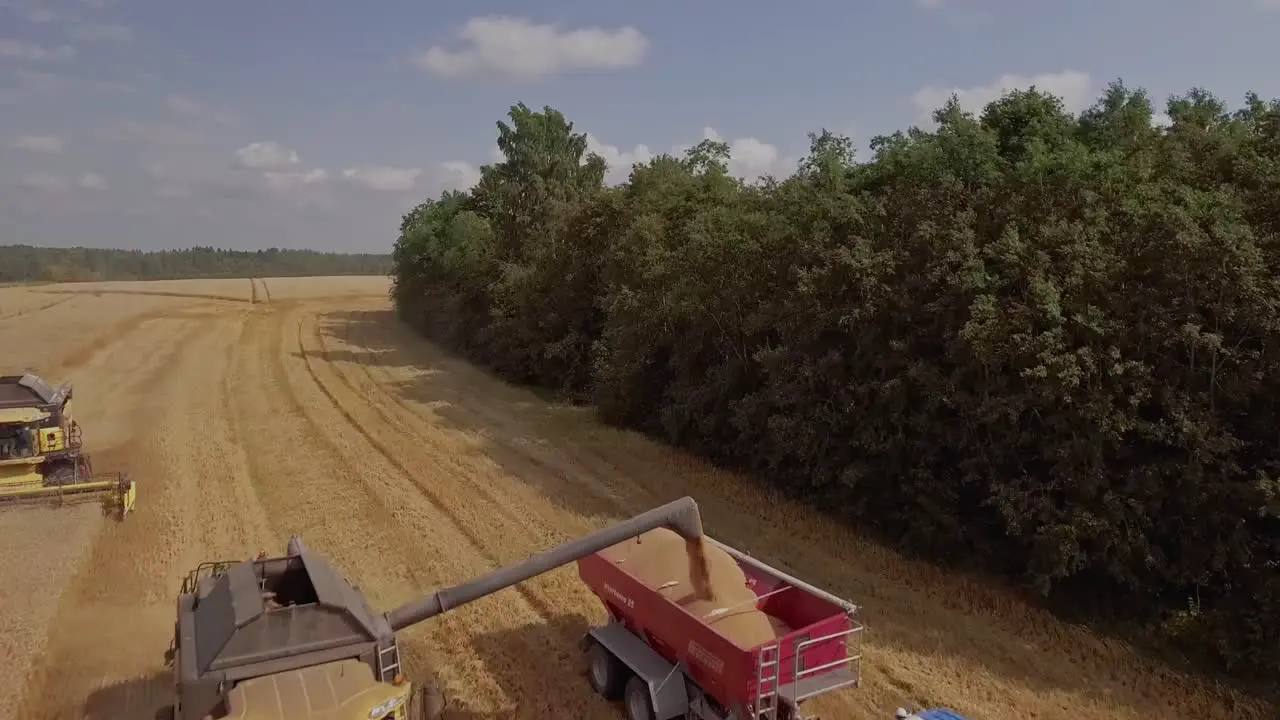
[587,641,625,701]
[623,676,656,720]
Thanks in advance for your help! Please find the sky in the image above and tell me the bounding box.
[1,0,1278,253]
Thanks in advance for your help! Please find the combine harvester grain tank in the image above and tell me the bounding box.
[164,496,967,719]
[0,373,136,518]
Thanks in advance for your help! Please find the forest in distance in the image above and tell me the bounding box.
[0,244,391,283]
[389,80,1280,684]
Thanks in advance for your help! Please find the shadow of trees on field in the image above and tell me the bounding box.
[296,308,1276,720]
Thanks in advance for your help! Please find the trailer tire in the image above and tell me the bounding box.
[623,676,656,720]
[587,641,625,701]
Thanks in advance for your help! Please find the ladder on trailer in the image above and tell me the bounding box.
[755,641,780,718]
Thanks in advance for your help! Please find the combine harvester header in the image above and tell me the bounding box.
[0,373,136,519]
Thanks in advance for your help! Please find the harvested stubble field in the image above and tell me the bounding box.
[0,276,1271,720]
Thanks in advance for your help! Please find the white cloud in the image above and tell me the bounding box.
[233,141,301,171]
[167,94,205,116]
[911,69,1095,122]
[439,161,481,190]
[11,134,63,153]
[0,39,75,61]
[13,171,105,193]
[3,4,62,23]
[915,0,946,8]
[413,16,648,80]
[1255,0,1280,10]
[700,127,788,180]
[341,166,422,192]
[15,172,68,193]
[76,172,106,190]
[585,134,653,184]
[166,94,235,126]
[93,79,138,93]
[14,68,70,94]
[261,168,328,191]
[98,120,206,147]
[583,126,793,185]
[69,20,132,43]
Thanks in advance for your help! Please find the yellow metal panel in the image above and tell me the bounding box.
[0,456,43,467]
[0,407,49,424]
[38,427,65,453]
[0,465,45,489]
[222,659,409,720]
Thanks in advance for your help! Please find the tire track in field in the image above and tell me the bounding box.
[296,312,568,617]
[0,295,73,321]
[253,304,514,683]
[327,311,616,593]
[12,311,261,720]
[334,309,632,523]
[311,311,630,717]
[290,308,615,717]
[261,304,556,713]
[236,304,443,586]
[52,304,211,376]
[35,288,252,304]
[310,305,877,717]
[0,314,209,720]
[329,309,650,515]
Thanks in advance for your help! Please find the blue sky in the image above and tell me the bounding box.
[2,0,1278,253]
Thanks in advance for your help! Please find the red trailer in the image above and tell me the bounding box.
[577,535,863,720]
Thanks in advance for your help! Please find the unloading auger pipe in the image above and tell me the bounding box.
[385,496,705,632]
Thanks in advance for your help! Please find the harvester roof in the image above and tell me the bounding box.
[0,374,70,410]
[189,539,393,678]
[0,407,50,425]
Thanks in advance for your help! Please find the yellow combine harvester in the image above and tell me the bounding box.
[0,373,136,519]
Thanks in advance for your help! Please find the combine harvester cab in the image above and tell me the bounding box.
[578,535,864,720]
[0,373,136,519]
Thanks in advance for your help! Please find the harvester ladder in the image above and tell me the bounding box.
[755,642,780,719]
[376,643,401,683]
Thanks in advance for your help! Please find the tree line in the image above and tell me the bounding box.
[390,83,1280,680]
[0,245,391,283]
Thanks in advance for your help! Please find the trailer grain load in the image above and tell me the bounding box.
[600,528,779,649]
[581,530,864,719]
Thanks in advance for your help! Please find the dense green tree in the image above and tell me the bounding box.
[389,84,1280,680]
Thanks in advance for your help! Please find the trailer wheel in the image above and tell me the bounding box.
[587,641,625,701]
[623,676,656,720]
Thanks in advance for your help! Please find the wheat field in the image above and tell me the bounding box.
[0,277,1270,720]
